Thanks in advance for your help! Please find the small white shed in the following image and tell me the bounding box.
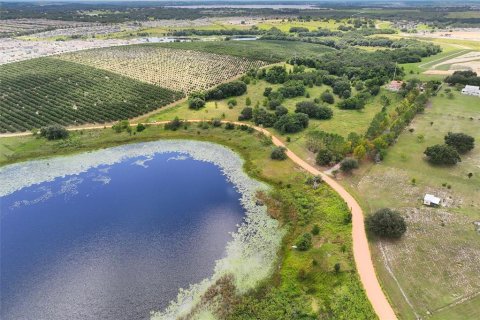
[461,85,480,97]
[424,194,441,206]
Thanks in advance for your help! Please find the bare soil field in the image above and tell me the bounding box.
[411,29,480,42]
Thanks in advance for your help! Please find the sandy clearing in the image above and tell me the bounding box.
[409,30,480,42]
[0,119,397,320]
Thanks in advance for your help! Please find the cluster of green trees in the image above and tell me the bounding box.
[424,132,474,165]
[289,26,309,33]
[274,113,309,134]
[289,44,440,83]
[262,31,441,54]
[295,101,333,120]
[205,81,247,100]
[362,80,432,160]
[306,130,350,165]
[444,71,480,86]
[39,125,69,140]
[188,81,247,110]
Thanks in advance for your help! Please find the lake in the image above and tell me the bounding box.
[0,142,251,320]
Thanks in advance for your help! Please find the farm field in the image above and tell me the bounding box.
[57,45,269,94]
[154,40,335,62]
[0,58,182,133]
[344,89,480,319]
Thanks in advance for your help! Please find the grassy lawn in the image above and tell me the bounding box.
[342,89,480,319]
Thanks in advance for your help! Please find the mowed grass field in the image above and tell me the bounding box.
[345,88,480,319]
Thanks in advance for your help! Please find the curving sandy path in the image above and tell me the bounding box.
[249,124,397,320]
[0,119,397,319]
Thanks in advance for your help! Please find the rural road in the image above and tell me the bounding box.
[0,120,397,320]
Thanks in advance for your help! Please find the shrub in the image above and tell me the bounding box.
[334,263,341,273]
[188,97,206,110]
[275,105,289,117]
[238,107,253,121]
[321,90,334,104]
[274,113,309,134]
[295,233,312,251]
[205,81,247,100]
[267,98,282,110]
[253,108,277,127]
[424,144,461,165]
[227,98,238,107]
[263,87,273,97]
[40,125,69,140]
[271,146,287,160]
[164,117,183,131]
[136,123,146,132]
[353,145,367,160]
[340,158,359,173]
[444,132,475,153]
[245,97,252,106]
[211,119,222,127]
[265,65,287,84]
[278,80,306,98]
[316,149,334,166]
[366,208,407,239]
[225,122,235,130]
[337,96,366,110]
[333,79,351,98]
[111,120,131,134]
[311,224,320,235]
[295,101,333,120]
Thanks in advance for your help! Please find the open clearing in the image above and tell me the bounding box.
[411,30,480,42]
[423,51,480,75]
[57,45,268,94]
[346,89,480,319]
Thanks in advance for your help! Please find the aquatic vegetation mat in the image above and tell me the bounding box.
[0,140,284,320]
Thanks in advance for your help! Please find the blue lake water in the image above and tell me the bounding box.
[0,152,245,320]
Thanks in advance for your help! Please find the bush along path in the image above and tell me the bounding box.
[0,120,397,320]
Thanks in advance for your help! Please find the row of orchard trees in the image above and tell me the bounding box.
[0,58,182,133]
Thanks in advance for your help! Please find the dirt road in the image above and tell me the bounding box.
[0,120,397,319]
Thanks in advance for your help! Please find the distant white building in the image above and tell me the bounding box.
[461,85,480,97]
[424,194,441,207]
